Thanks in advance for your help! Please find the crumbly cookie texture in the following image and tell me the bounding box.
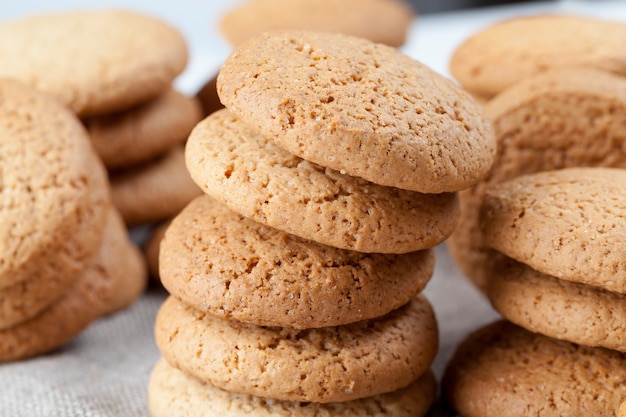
[155,296,438,403]
[0,9,188,116]
[444,320,626,417]
[86,89,203,169]
[149,358,436,417]
[450,14,626,98]
[482,167,626,293]
[486,255,626,352]
[218,30,494,193]
[447,68,626,291]
[186,109,459,253]
[160,195,434,328]
[219,0,414,48]
[110,146,202,227]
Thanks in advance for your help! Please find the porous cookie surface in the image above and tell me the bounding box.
[218,31,495,193]
[0,209,146,362]
[149,358,436,417]
[86,89,203,169]
[486,255,626,352]
[443,320,626,417]
[0,79,109,290]
[155,295,438,403]
[219,0,414,48]
[447,68,626,291]
[186,109,459,253]
[482,167,626,293]
[450,15,626,98]
[0,9,188,116]
[160,195,434,328]
[111,147,202,226]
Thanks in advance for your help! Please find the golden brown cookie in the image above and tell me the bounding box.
[155,295,438,403]
[148,358,436,417]
[447,68,626,291]
[0,79,109,293]
[160,195,434,328]
[0,209,146,362]
[110,146,203,226]
[443,320,626,417]
[85,89,203,169]
[186,109,459,253]
[450,14,626,99]
[195,74,224,117]
[217,30,495,193]
[0,9,188,116]
[219,0,415,48]
[143,221,170,282]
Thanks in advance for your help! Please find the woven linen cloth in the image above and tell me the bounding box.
[0,245,499,417]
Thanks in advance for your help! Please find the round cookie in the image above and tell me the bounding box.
[149,358,436,417]
[443,320,626,417]
[486,255,626,352]
[110,146,203,226]
[0,9,188,117]
[0,79,109,291]
[195,74,224,117]
[85,89,203,169]
[155,295,438,403]
[218,30,495,193]
[160,195,434,328]
[481,167,626,293]
[447,68,626,291]
[450,14,626,99]
[0,209,147,362]
[144,220,170,282]
[186,109,459,254]
[219,0,415,48]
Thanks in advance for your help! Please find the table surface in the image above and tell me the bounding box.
[1,1,624,416]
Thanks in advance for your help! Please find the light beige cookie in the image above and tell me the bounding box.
[149,358,436,417]
[443,320,626,417]
[450,14,626,98]
[486,255,626,352]
[85,89,203,169]
[160,195,434,328]
[0,79,109,292]
[481,167,626,293]
[0,9,188,117]
[155,295,438,403]
[447,68,626,291]
[110,146,203,226]
[218,30,495,194]
[219,0,415,48]
[186,109,459,253]
[0,209,146,362]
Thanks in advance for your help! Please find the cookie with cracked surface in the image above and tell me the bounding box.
[186,109,459,253]
[160,195,434,328]
[85,89,203,170]
[450,14,626,99]
[0,79,109,292]
[447,68,626,291]
[218,30,494,193]
[486,255,626,352]
[443,320,626,417]
[155,295,438,403]
[481,167,626,293]
[111,146,203,227]
[0,209,147,362]
[219,0,414,48]
[0,9,187,116]
[148,358,436,417]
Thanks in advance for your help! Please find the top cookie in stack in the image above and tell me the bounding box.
[0,9,203,227]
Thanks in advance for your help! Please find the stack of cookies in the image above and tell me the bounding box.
[444,167,626,416]
[445,15,626,292]
[0,79,146,362]
[149,30,495,416]
[0,9,203,229]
